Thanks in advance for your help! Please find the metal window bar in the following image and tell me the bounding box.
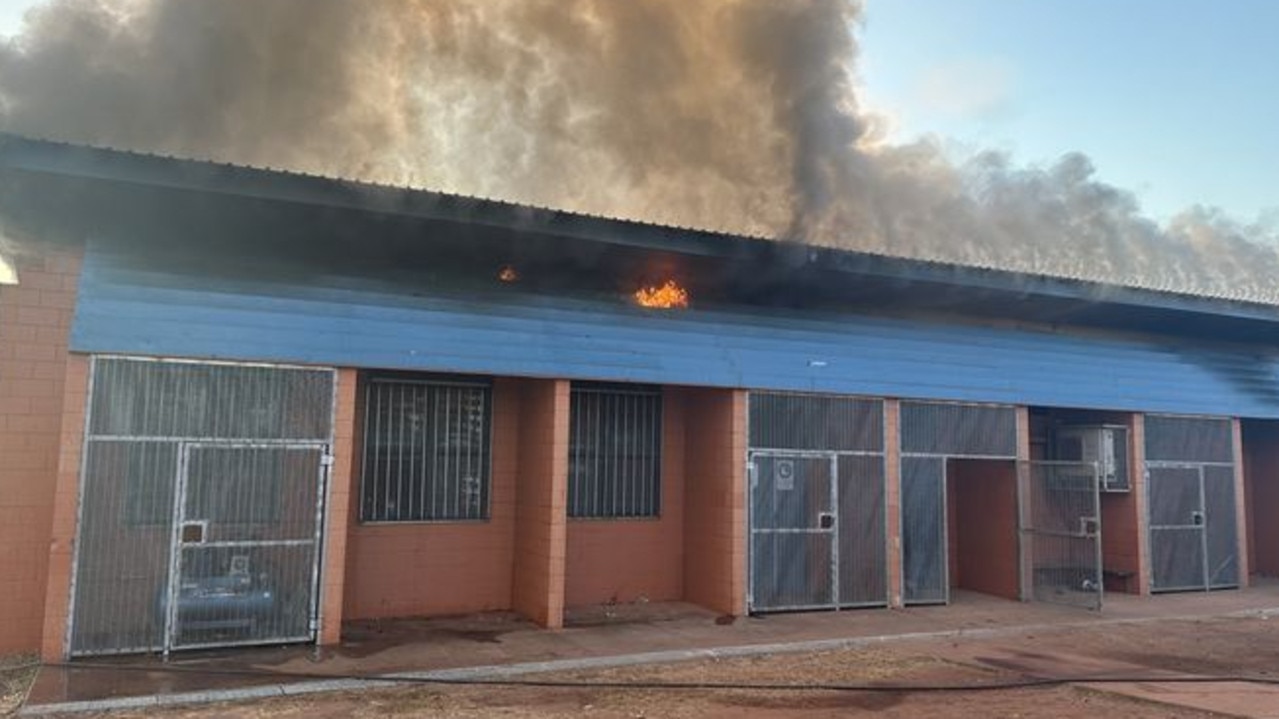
[568,383,662,519]
[360,377,492,523]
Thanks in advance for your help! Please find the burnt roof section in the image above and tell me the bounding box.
[2,132,1279,345]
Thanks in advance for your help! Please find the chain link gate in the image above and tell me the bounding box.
[1021,461,1103,609]
[68,357,335,656]
[747,393,887,612]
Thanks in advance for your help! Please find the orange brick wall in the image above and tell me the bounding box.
[342,378,520,620]
[1243,421,1279,577]
[0,248,80,655]
[511,379,569,628]
[949,459,1020,600]
[318,369,358,644]
[681,388,747,617]
[565,388,686,607]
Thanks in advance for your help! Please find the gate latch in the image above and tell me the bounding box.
[1191,511,1205,526]
[1080,517,1099,537]
[819,513,835,530]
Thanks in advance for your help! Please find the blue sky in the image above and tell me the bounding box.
[1,0,1274,224]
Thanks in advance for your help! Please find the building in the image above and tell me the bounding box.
[1,134,1278,660]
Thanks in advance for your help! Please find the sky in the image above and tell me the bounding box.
[0,0,1274,225]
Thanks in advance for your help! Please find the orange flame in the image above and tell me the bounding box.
[634,280,689,309]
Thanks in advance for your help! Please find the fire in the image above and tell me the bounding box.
[634,280,689,309]
[498,264,519,283]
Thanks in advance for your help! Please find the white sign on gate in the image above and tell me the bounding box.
[775,459,795,491]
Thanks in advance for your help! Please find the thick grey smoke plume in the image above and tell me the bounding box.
[1,0,1276,302]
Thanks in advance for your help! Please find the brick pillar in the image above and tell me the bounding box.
[318,368,358,645]
[1015,406,1033,602]
[1131,414,1152,595]
[512,379,569,628]
[40,354,90,661]
[682,388,748,617]
[884,399,905,608]
[1232,418,1251,588]
[0,248,81,656]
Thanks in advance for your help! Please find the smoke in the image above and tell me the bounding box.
[1,0,1276,302]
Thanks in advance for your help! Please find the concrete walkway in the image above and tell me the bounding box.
[22,583,1279,716]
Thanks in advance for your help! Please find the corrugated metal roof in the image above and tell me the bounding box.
[73,239,1279,419]
[4,131,1278,311]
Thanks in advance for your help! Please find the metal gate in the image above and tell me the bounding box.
[1022,461,1102,609]
[168,444,327,651]
[68,357,335,656]
[1144,415,1239,593]
[1147,462,1239,591]
[747,393,887,612]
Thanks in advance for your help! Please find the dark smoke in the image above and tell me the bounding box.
[1,0,1276,302]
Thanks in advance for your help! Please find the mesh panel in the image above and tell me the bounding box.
[901,402,1017,457]
[1148,467,1202,526]
[749,393,884,452]
[69,441,177,654]
[837,455,887,606]
[1145,415,1234,463]
[1204,466,1239,588]
[750,532,835,609]
[90,359,333,440]
[901,456,947,604]
[751,456,831,531]
[1151,528,1206,591]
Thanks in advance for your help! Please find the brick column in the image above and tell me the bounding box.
[682,388,748,617]
[512,379,569,628]
[1131,414,1152,595]
[1232,418,1251,588]
[0,248,81,656]
[318,368,358,645]
[1015,406,1033,602]
[884,399,905,608]
[40,354,90,661]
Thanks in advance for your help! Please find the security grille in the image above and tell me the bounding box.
[1022,461,1102,609]
[750,393,883,452]
[901,401,1018,457]
[569,383,662,518]
[899,401,1018,605]
[1145,415,1234,463]
[69,357,334,657]
[748,393,887,612]
[900,456,947,604]
[1145,415,1239,593]
[361,376,492,522]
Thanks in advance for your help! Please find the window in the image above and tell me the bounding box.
[361,375,492,522]
[569,383,662,518]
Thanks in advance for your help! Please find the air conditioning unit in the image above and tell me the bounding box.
[1054,425,1131,492]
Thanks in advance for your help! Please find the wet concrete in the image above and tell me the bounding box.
[25,581,1279,713]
